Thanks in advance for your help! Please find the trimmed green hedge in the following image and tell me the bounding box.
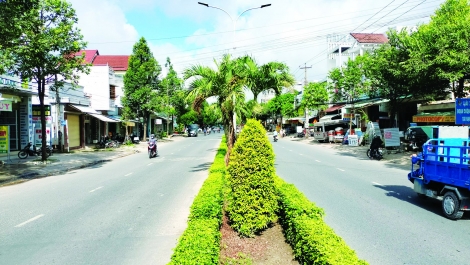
[226,119,278,237]
[168,138,227,265]
[275,177,368,265]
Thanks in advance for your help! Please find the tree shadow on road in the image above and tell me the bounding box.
[372,184,470,220]
[190,162,212,172]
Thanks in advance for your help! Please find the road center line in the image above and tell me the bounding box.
[337,168,345,171]
[125,172,133,176]
[372,182,383,187]
[89,186,103,193]
[315,160,321,162]
[15,214,44,227]
[147,163,153,166]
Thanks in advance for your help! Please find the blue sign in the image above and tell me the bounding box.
[455,98,470,124]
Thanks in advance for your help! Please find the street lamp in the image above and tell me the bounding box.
[198,2,271,139]
[197,2,271,51]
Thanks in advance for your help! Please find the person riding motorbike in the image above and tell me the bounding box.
[370,135,383,158]
[148,134,157,156]
[273,130,278,142]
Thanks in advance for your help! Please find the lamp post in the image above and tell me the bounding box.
[198,2,271,139]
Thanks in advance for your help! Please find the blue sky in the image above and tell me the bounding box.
[69,0,446,85]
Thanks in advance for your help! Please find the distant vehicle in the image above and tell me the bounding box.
[188,124,199,137]
[312,114,349,143]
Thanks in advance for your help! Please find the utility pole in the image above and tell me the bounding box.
[54,74,62,152]
[299,63,312,138]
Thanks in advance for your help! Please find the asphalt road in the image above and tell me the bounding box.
[0,133,222,265]
[273,136,470,265]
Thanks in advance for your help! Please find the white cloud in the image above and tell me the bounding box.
[69,0,139,55]
[68,0,445,83]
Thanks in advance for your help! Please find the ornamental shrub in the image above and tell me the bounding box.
[226,119,278,237]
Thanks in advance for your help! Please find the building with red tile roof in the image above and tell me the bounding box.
[92,55,130,72]
[76,50,130,72]
[76,50,99,64]
[350,33,388,44]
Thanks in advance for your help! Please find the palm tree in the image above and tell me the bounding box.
[184,54,247,164]
[245,60,296,102]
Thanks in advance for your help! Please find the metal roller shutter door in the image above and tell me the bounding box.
[68,114,80,147]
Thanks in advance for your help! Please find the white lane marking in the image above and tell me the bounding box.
[337,168,345,171]
[299,154,303,156]
[125,172,133,176]
[15,214,44,227]
[289,150,293,151]
[147,163,153,166]
[372,182,383,187]
[89,186,103,193]
[315,160,321,162]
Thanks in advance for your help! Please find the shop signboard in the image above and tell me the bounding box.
[0,100,12,112]
[155,118,162,125]
[34,126,52,147]
[456,98,470,125]
[0,126,9,154]
[384,128,400,147]
[412,116,455,123]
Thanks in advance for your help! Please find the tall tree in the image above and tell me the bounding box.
[410,0,470,98]
[0,0,39,73]
[245,60,295,102]
[122,37,161,141]
[159,57,183,135]
[368,29,449,128]
[302,81,329,114]
[184,54,248,165]
[5,0,88,160]
[328,54,371,131]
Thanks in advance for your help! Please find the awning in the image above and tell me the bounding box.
[324,105,344,113]
[346,98,390,109]
[89,113,119,123]
[70,104,99,114]
[286,117,305,121]
[107,115,122,121]
[319,114,341,122]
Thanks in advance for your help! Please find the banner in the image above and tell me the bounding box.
[0,126,9,153]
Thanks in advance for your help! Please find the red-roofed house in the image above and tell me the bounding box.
[327,33,388,70]
[74,50,130,144]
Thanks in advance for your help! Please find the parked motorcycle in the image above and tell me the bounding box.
[367,148,384,160]
[130,134,140,144]
[18,142,52,159]
[148,142,157,158]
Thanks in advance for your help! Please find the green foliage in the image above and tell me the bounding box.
[302,82,329,111]
[328,54,371,104]
[244,59,295,102]
[4,0,88,161]
[168,219,221,265]
[275,177,368,265]
[122,37,161,141]
[226,119,278,237]
[168,137,227,264]
[179,110,199,126]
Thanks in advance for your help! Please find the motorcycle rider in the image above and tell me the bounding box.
[273,130,278,141]
[148,134,157,155]
[370,135,383,158]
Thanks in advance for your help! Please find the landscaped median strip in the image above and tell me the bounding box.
[168,135,368,264]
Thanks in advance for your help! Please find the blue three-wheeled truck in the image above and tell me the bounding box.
[408,138,470,220]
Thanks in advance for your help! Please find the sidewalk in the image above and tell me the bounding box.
[0,136,185,187]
